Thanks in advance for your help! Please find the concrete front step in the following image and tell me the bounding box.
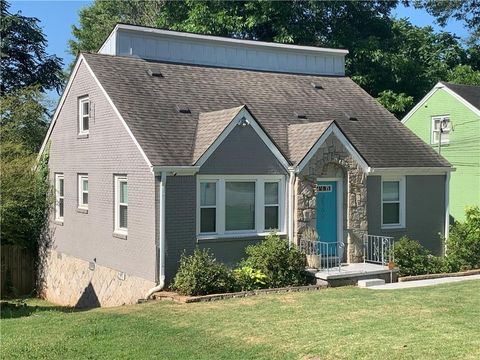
[358,278,385,288]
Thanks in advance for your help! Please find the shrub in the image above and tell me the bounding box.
[393,237,438,276]
[240,233,308,288]
[233,266,268,291]
[444,206,480,272]
[171,248,236,296]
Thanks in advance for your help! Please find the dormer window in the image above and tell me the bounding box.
[79,97,90,135]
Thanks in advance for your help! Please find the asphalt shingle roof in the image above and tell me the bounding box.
[441,82,480,111]
[83,52,450,168]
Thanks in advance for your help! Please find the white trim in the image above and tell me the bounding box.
[369,167,454,175]
[158,171,167,286]
[100,23,349,56]
[78,97,90,135]
[316,177,344,254]
[55,173,65,222]
[287,169,296,246]
[431,115,451,145]
[152,166,200,176]
[78,174,88,209]
[195,107,290,170]
[196,174,286,239]
[444,172,450,253]
[114,175,128,235]
[381,176,406,229]
[37,54,153,172]
[82,58,153,170]
[297,123,370,173]
[402,82,480,124]
[37,56,85,161]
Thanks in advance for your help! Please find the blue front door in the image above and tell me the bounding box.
[316,181,337,248]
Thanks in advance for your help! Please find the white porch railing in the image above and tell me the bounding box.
[363,234,394,266]
[299,234,395,272]
[299,239,344,272]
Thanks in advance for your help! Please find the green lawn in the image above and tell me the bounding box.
[1,281,480,360]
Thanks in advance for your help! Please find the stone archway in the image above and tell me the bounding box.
[295,133,367,263]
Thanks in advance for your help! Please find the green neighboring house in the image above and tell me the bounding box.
[402,82,480,221]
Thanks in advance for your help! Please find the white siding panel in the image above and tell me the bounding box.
[112,29,345,75]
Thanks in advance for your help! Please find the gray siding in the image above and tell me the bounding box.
[48,61,157,282]
[367,175,446,255]
[199,125,287,175]
[164,176,197,280]
[163,178,270,282]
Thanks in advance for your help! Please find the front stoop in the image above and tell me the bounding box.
[306,263,399,287]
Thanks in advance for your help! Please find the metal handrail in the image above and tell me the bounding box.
[363,234,394,266]
[299,239,342,272]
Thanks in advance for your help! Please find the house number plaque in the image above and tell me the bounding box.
[315,185,332,193]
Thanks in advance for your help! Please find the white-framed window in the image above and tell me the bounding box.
[199,181,217,233]
[431,115,451,144]
[78,97,90,135]
[55,173,65,222]
[197,175,285,239]
[264,181,280,231]
[78,175,88,209]
[114,176,128,234]
[381,176,406,229]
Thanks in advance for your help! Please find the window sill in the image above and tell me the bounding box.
[54,220,64,226]
[113,231,127,240]
[381,225,405,231]
[77,133,89,139]
[77,208,88,214]
[197,231,286,242]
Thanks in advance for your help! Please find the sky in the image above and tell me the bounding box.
[10,0,471,103]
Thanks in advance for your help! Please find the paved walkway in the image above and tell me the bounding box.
[368,274,480,290]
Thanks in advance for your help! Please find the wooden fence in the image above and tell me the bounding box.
[1,245,35,297]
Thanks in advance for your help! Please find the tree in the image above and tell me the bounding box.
[0,85,50,152]
[414,0,480,44]
[69,0,474,118]
[447,64,480,85]
[0,0,64,95]
[69,0,163,55]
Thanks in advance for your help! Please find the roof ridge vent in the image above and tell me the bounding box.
[146,69,163,77]
[176,104,191,114]
[311,82,323,90]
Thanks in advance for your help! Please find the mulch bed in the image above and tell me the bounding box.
[398,268,480,282]
[145,284,328,304]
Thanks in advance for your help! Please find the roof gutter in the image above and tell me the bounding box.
[369,167,455,175]
[152,166,200,176]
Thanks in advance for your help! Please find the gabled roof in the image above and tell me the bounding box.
[441,82,480,112]
[288,121,333,165]
[403,82,480,124]
[57,53,450,169]
[193,106,244,164]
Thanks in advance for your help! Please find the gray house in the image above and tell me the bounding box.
[39,24,452,307]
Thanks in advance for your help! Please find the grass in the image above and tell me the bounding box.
[1,281,480,360]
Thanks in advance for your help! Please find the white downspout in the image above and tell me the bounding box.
[288,168,296,247]
[444,171,450,255]
[145,171,167,299]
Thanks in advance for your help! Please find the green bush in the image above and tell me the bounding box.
[444,206,480,272]
[393,237,439,276]
[171,248,236,296]
[240,233,308,288]
[233,266,268,291]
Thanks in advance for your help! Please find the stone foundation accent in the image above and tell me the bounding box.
[39,250,155,308]
[296,133,367,263]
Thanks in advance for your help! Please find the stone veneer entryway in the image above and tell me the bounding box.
[295,133,368,263]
